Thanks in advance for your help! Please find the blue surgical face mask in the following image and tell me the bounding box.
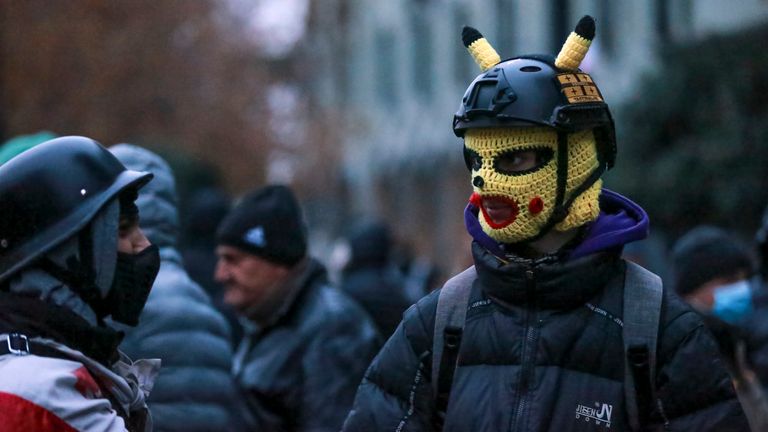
[711,280,753,324]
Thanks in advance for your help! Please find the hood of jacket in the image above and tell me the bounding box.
[8,200,120,326]
[109,144,179,250]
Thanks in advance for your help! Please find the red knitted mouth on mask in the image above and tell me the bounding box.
[470,193,519,229]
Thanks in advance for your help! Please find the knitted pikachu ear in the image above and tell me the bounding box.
[463,26,501,72]
[555,15,595,71]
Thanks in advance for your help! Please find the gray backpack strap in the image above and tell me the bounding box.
[431,266,476,428]
[622,260,663,431]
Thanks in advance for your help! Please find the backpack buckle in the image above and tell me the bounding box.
[7,333,30,356]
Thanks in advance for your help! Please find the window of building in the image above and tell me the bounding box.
[655,0,670,46]
[670,0,693,39]
[598,0,614,57]
[411,4,433,96]
[495,0,515,57]
[375,30,398,107]
[550,0,570,53]
[454,5,473,84]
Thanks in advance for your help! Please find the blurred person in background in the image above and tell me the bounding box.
[0,131,57,165]
[393,243,443,300]
[0,136,160,431]
[344,16,747,431]
[341,220,414,340]
[749,206,768,382]
[621,232,670,283]
[671,225,756,322]
[110,144,245,432]
[179,187,243,346]
[215,184,380,432]
[755,205,768,282]
[671,225,767,430]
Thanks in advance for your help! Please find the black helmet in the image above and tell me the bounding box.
[453,55,616,169]
[0,136,153,283]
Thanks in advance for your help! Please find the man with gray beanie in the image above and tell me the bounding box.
[215,184,380,432]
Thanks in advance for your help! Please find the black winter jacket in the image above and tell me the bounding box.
[235,258,381,432]
[342,264,414,339]
[343,243,748,431]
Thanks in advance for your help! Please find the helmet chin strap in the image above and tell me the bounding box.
[511,130,607,246]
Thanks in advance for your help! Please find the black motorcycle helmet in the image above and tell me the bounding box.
[0,136,153,284]
[453,54,616,171]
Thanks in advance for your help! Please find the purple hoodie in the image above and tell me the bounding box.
[464,189,649,260]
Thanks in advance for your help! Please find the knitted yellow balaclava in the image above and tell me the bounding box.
[460,16,606,244]
[466,127,602,244]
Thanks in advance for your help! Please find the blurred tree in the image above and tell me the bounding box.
[0,0,275,191]
[612,22,768,241]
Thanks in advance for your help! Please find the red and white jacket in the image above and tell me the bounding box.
[0,334,159,432]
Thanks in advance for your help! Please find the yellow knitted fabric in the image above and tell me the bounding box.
[555,131,602,231]
[468,38,501,71]
[465,127,601,243]
[554,32,592,71]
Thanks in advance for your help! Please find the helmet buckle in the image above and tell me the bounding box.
[7,333,30,356]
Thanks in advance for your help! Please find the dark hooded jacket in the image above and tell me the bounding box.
[179,188,243,346]
[341,222,415,339]
[110,145,244,432]
[343,190,748,431]
[234,258,381,432]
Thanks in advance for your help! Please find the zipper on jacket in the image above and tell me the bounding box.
[510,267,540,431]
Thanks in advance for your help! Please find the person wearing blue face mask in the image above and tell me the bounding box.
[672,225,768,430]
[672,225,756,323]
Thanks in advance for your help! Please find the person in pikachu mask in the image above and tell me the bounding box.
[343,16,750,432]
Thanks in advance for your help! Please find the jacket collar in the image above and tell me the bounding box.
[0,291,123,365]
[472,242,621,309]
[245,258,326,331]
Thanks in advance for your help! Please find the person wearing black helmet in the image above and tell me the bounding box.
[0,136,161,431]
[343,16,747,432]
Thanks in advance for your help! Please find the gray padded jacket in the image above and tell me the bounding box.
[110,144,244,432]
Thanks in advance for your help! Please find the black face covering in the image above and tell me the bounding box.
[106,244,160,326]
